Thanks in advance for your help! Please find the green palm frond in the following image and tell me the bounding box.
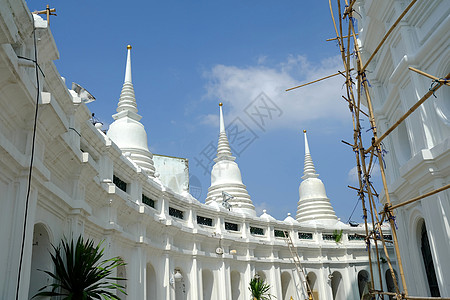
[32,236,127,300]
[249,277,276,300]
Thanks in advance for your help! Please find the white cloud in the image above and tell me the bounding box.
[201,54,350,131]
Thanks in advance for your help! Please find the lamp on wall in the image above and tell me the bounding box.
[170,269,183,285]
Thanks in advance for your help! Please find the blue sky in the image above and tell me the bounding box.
[27,0,381,222]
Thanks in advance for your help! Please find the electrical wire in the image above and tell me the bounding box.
[15,21,41,300]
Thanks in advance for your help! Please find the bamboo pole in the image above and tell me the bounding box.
[409,67,450,86]
[326,33,358,41]
[359,0,418,75]
[381,184,450,213]
[285,69,353,91]
[365,71,450,154]
[32,5,56,25]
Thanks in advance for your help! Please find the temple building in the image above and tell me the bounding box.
[8,0,450,299]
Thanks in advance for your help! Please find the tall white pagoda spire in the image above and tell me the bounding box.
[107,45,156,176]
[217,103,233,157]
[117,45,138,114]
[302,131,319,179]
[205,103,255,216]
[296,130,338,224]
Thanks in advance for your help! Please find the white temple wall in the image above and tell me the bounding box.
[356,0,450,296]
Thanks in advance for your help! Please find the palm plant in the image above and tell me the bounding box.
[249,277,275,300]
[32,236,126,300]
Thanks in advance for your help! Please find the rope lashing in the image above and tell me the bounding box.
[429,78,446,98]
[387,212,398,230]
[360,71,372,87]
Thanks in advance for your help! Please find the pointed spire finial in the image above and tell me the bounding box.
[302,130,318,179]
[217,103,232,157]
[116,45,138,114]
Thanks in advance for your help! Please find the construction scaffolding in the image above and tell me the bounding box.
[287,0,449,299]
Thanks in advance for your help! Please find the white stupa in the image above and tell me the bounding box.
[296,130,338,224]
[107,45,156,176]
[205,103,256,216]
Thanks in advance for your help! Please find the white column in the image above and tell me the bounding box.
[190,256,200,300]
[270,263,282,299]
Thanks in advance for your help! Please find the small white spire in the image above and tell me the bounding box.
[107,44,155,176]
[302,130,319,179]
[117,45,138,115]
[205,103,255,216]
[217,103,232,158]
[296,130,337,223]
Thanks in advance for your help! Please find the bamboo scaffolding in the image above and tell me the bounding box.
[292,1,448,299]
[349,15,408,297]
[365,71,450,154]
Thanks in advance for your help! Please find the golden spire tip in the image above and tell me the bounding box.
[127,45,132,50]
[219,102,223,107]
[303,130,307,133]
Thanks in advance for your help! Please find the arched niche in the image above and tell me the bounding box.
[116,260,127,299]
[306,272,318,299]
[392,118,412,165]
[28,223,53,299]
[146,262,157,300]
[385,269,398,300]
[202,269,214,300]
[230,270,241,300]
[419,222,440,296]
[357,270,370,299]
[281,271,292,300]
[331,271,345,300]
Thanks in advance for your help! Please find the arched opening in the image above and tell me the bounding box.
[146,263,157,300]
[385,269,398,300]
[202,269,214,300]
[420,222,440,296]
[174,268,186,300]
[116,262,127,299]
[281,271,294,300]
[331,271,344,300]
[357,270,370,299]
[230,271,241,300]
[28,223,52,299]
[306,272,318,300]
